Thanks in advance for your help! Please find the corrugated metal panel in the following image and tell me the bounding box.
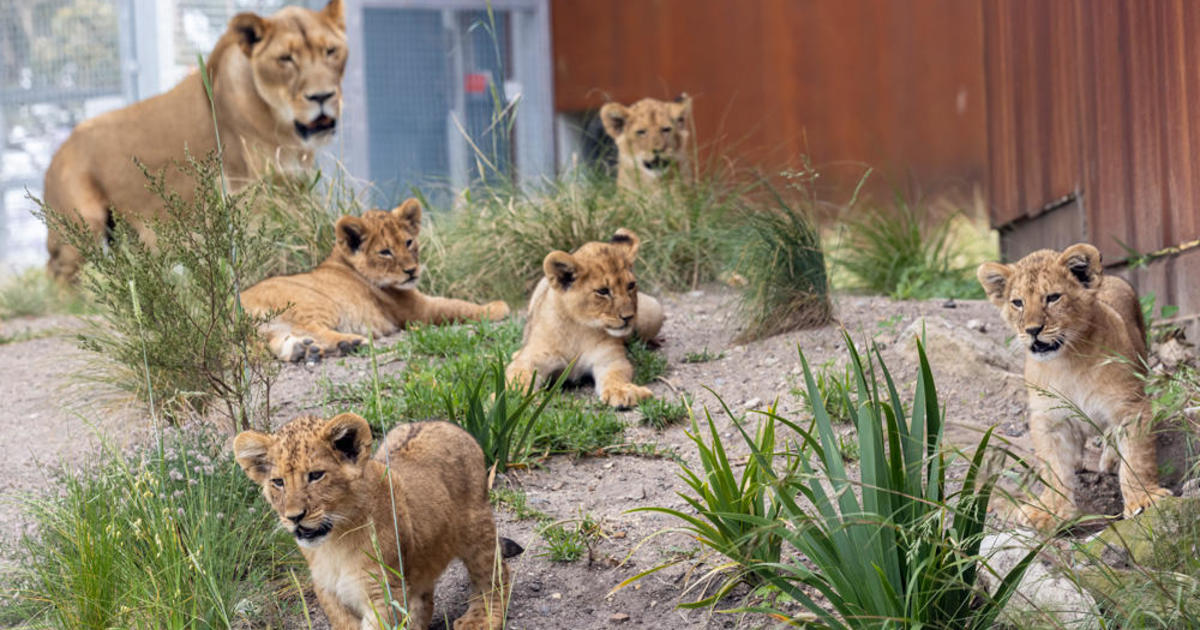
[550,0,988,192]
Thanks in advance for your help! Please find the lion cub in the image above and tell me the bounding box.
[977,243,1172,529]
[235,414,522,629]
[241,198,509,361]
[506,229,665,408]
[600,95,693,191]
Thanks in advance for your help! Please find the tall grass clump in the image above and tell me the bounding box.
[0,267,91,319]
[254,165,370,275]
[34,153,279,426]
[835,193,988,300]
[1,428,296,628]
[733,168,832,341]
[627,334,1039,627]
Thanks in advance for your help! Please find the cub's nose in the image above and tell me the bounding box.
[306,91,335,104]
[404,267,418,277]
[1025,324,1044,337]
[286,509,307,524]
[621,314,634,324]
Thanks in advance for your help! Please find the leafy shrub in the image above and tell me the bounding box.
[34,153,277,427]
[733,172,832,341]
[1,428,296,628]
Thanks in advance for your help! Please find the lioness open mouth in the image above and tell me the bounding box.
[294,115,337,140]
[1030,339,1062,354]
[642,156,672,171]
[294,520,333,542]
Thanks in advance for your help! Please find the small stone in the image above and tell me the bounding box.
[551,481,565,490]
[551,592,562,600]
[603,461,615,469]
[529,581,543,592]
[687,290,705,298]
[763,356,779,366]
[943,298,957,309]
[1182,478,1200,499]
[966,318,987,333]
[743,398,762,410]
[609,613,631,624]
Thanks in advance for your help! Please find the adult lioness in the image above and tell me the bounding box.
[506,229,665,408]
[234,414,522,629]
[600,95,693,191]
[240,199,509,362]
[977,243,1173,530]
[43,0,347,282]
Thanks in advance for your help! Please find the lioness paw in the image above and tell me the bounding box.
[601,383,652,409]
[482,300,510,320]
[1020,503,1073,531]
[336,335,367,355]
[1123,486,1174,518]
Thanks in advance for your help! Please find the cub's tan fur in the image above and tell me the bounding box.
[234,414,520,629]
[977,243,1172,529]
[600,95,693,191]
[506,229,664,408]
[241,199,509,361]
[44,0,347,282]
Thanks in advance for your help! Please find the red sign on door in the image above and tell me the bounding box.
[464,73,488,94]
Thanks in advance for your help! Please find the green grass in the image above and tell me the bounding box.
[791,359,856,425]
[628,338,668,385]
[536,513,602,564]
[1,428,297,628]
[681,347,725,364]
[490,488,552,522]
[638,394,692,430]
[0,268,91,319]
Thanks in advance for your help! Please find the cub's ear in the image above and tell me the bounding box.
[324,413,373,466]
[335,216,365,252]
[610,228,640,260]
[233,431,274,484]
[392,198,422,234]
[600,103,629,139]
[976,262,1012,307]
[229,13,268,57]
[670,94,692,126]
[543,251,578,290]
[322,0,345,31]
[1058,243,1102,288]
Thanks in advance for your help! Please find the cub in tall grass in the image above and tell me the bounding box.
[506,229,665,408]
[234,414,522,629]
[241,198,509,361]
[977,243,1173,529]
[600,95,693,191]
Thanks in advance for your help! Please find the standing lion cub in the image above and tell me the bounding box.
[506,229,664,408]
[600,95,693,191]
[240,198,509,362]
[235,414,521,629]
[977,243,1173,529]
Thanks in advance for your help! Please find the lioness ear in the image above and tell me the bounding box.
[976,262,1012,307]
[610,228,640,260]
[229,13,268,57]
[1058,243,1102,288]
[325,413,372,466]
[544,251,578,290]
[336,216,365,252]
[233,431,274,484]
[322,0,345,31]
[600,103,629,139]
[392,198,422,235]
[670,94,692,126]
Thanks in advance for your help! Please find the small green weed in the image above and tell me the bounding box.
[792,359,855,425]
[490,488,552,522]
[537,513,602,563]
[628,338,668,385]
[638,394,692,430]
[681,347,725,364]
[1140,291,1182,344]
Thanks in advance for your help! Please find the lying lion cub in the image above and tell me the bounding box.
[977,243,1173,529]
[506,229,665,408]
[241,198,509,361]
[235,414,522,629]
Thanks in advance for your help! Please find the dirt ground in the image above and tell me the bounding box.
[0,286,1192,629]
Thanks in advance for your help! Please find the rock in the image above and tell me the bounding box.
[1182,478,1200,499]
[609,612,630,624]
[743,398,762,410]
[899,315,1021,375]
[965,318,987,333]
[978,530,1101,629]
[1154,337,1195,369]
[942,298,957,309]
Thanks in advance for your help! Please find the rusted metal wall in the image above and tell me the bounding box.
[984,0,1200,334]
[551,0,988,193]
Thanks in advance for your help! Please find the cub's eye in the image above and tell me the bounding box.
[595,287,611,297]
[635,128,647,136]
[278,54,294,64]
[1011,299,1024,309]
[325,46,337,57]
[661,126,672,133]
[676,116,686,125]
[1045,293,1062,304]
[378,249,393,257]
[270,478,284,488]
[405,239,413,248]
[308,471,325,483]
[627,281,636,291]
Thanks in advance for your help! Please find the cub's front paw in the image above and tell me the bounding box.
[482,300,510,320]
[600,383,652,409]
[1019,503,1075,531]
[1123,486,1174,518]
[336,335,368,355]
